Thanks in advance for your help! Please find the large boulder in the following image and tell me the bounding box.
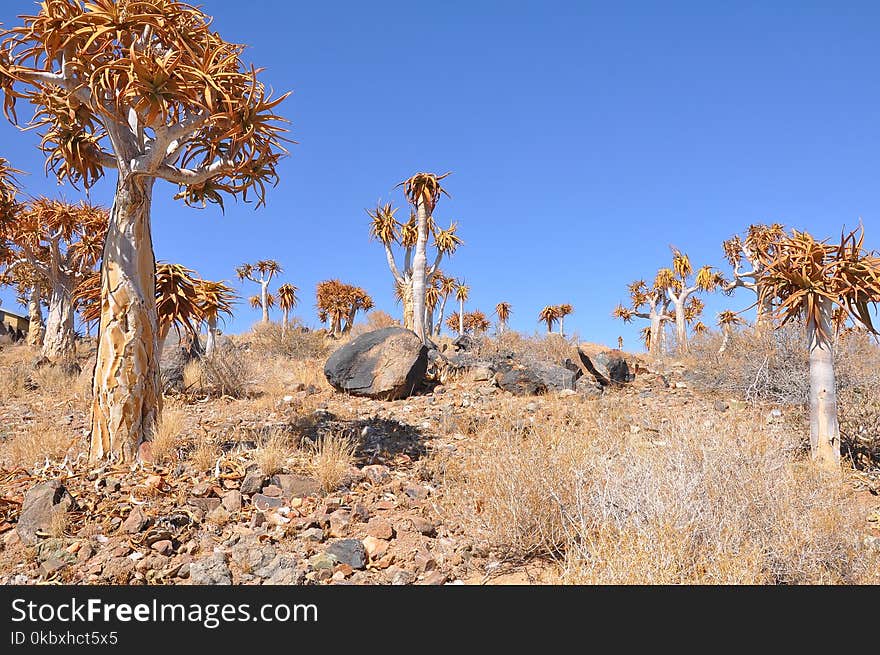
[324,327,428,400]
[16,480,76,546]
[531,361,580,391]
[493,360,547,396]
[577,347,632,386]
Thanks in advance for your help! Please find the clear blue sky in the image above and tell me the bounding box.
[1,0,879,348]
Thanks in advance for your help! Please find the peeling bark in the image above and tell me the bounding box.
[260,280,269,323]
[401,277,414,330]
[89,175,160,463]
[206,315,217,357]
[27,285,45,347]
[42,274,76,361]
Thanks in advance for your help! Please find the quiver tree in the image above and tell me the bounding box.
[0,0,290,461]
[555,303,573,336]
[0,271,46,346]
[154,262,202,357]
[538,305,559,334]
[316,279,373,337]
[494,301,511,335]
[463,310,490,335]
[249,291,274,316]
[613,278,674,357]
[759,226,880,469]
[717,309,745,354]
[195,279,235,357]
[237,260,283,323]
[722,223,785,330]
[454,279,469,336]
[276,282,298,335]
[424,279,440,336]
[368,172,458,341]
[3,199,107,361]
[433,272,456,337]
[663,249,725,355]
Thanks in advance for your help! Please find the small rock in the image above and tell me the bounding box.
[419,571,448,585]
[362,536,389,560]
[362,465,391,485]
[189,553,231,585]
[309,553,337,571]
[240,469,265,495]
[350,503,370,522]
[366,518,394,540]
[122,507,150,534]
[414,550,437,572]
[301,527,325,542]
[221,490,242,513]
[252,494,284,511]
[39,557,69,577]
[327,509,351,537]
[713,400,730,412]
[152,540,174,556]
[325,539,366,570]
[272,474,321,499]
[261,484,282,498]
[188,497,221,513]
[17,480,76,546]
[389,567,416,585]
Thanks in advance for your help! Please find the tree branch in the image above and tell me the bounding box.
[383,242,403,282]
[149,159,234,185]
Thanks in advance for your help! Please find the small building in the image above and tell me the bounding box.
[0,307,29,334]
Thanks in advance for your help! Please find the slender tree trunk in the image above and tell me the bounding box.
[425,305,433,336]
[559,317,565,336]
[27,285,45,347]
[435,294,449,336]
[458,298,465,336]
[674,300,688,355]
[411,200,429,342]
[719,325,731,354]
[649,313,663,358]
[807,298,840,469]
[206,315,217,357]
[755,289,773,332]
[42,274,76,361]
[497,319,505,336]
[260,280,269,323]
[281,309,289,337]
[90,175,160,463]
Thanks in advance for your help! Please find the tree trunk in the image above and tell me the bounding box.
[497,319,505,336]
[435,294,449,336]
[674,300,688,355]
[411,200,429,342]
[260,280,269,323]
[425,305,433,336]
[649,313,663,358]
[402,278,414,330]
[89,175,160,463]
[27,285,45,347]
[719,325,731,354]
[459,298,465,336]
[206,316,217,357]
[559,317,565,336]
[281,309,289,337]
[42,274,76,361]
[755,289,773,332]
[807,298,840,469]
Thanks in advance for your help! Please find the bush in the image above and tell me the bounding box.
[247,320,331,360]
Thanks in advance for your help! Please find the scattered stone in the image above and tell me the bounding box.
[221,490,242,513]
[419,571,448,585]
[252,494,284,511]
[301,528,324,542]
[189,553,232,585]
[17,480,76,546]
[325,539,366,570]
[324,327,429,400]
[713,400,730,412]
[362,536,389,560]
[261,484,282,498]
[309,553,337,571]
[327,510,352,538]
[366,518,394,540]
[122,507,150,534]
[494,363,547,396]
[362,465,391,485]
[240,468,266,495]
[272,473,321,499]
[152,540,174,556]
[388,567,416,585]
[577,348,632,386]
[188,497,222,513]
[350,503,370,522]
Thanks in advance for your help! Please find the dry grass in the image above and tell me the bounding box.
[309,432,356,492]
[247,320,331,360]
[149,404,186,464]
[188,433,221,472]
[254,428,295,476]
[3,415,77,469]
[432,395,878,584]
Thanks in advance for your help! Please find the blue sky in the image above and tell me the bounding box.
[1,1,879,348]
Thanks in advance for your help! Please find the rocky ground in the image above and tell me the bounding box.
[1,333,879,586]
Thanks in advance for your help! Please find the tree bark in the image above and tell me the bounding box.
[807,298,840,469]
[649,313,663,358]
[459,298,465,336]
[260,280,269,323]
[281,309,289,337]
[755,290,773,332]
[206,315,217,357]
[674,299,688,355]
[497,319,505,336]
[719,325,731,354]
[411,199,429,342]
[27,285,45,347]
[89,175,160,463]
[435,294,448,337]
[42,274,76,361]
[401,278,414,330]
[559,316,565,336]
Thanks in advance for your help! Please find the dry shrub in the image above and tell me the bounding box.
[189,433,220,472]
[248,320,331,360]
[186,345,253,398]
[309,432,356,492]
[349,310,398,337]
[433,397,877,584]
[466,331,579,365]
[0,359,29,400]
[3,416,76,469]
[255,428,295,476]
[149,405,186,464]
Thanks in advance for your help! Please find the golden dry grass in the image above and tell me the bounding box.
[149,404,186,464]
[4,415,77,469]
[309,432,356,492]
[254,428,295,476]
[431,395,879,584]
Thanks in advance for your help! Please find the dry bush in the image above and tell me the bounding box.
[466,331,579,365]
[149,405,186,464]
[309,432,356,492]
[255,428,296,476]
[349,310,398,337]
[432,397,877,584]
[188,432,221,472]
[248,320,331,360]
[3,415,76,469]
[185,345,254,398]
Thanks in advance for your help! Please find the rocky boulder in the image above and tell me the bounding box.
[577,347,632,386]
[530,361,580,391]
[16,480,76,546]
[160,334,203,392]
[493,360,547,396]
[324,327,428,400]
